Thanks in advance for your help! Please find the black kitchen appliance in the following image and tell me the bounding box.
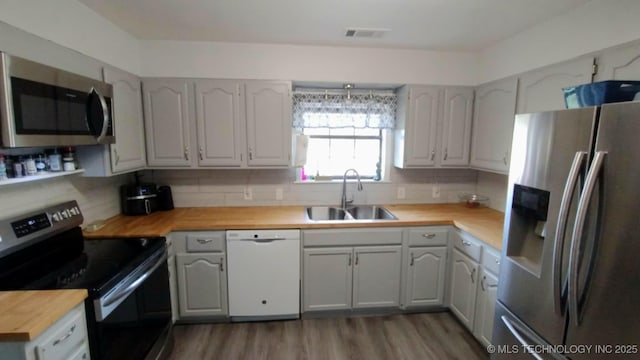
[157,186,174,211]
[121,183,159,215]
[0,201,173,360]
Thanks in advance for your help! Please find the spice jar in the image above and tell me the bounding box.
[48,148,62,172]
[25,155,37,176]
[63,147,76,171]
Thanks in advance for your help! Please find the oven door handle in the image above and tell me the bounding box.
[103,251,167,308]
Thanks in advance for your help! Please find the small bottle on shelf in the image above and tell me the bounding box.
[0,154,7,180]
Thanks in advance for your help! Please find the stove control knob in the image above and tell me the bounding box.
[69,208,78,216]
[52,213,61,222]
[74,206,80,215]
[61,210,70,219]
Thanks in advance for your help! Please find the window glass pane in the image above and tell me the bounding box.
[303,128,330,136]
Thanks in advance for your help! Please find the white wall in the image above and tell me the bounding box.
[139,40,479,85]
[480,0,640,83]
[0,0,140,74]
[475,172,508,212]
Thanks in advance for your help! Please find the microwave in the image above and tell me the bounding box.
[0,52,115,148]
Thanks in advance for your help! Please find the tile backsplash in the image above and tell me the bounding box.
[0,174,127,224]
[149,168,479,208]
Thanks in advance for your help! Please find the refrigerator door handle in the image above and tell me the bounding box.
[568,150,606,326]
[501,316,545,360]
[552,151,587,316]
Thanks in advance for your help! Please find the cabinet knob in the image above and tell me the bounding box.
[462,240,472,246]
[422,233,436,239]
[443,148,448,161]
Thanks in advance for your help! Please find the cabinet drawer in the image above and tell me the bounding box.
[35,306,87,360]
[407,227,448,246]
[186,232,225,252]
[453,232,481,262]
[67,342,90,360]
[482,247,501,276]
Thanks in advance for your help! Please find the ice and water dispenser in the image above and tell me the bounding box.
[506,184,550,275]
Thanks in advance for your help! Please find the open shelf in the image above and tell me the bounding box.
[0,169,85,186]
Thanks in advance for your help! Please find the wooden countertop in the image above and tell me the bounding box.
[85,204,504,250]
[0,290,88,341]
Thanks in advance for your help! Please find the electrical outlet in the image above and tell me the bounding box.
[244,186,253,200]
[276,188,283,200]
[397,187,406,200]
[432,184,440,199]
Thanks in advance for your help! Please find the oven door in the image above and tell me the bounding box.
[89,249,172,360]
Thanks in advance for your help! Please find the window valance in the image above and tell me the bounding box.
[292,88,397,129]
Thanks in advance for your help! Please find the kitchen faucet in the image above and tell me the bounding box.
[341,168,363,209]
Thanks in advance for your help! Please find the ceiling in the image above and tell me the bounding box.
[78,0,591,51]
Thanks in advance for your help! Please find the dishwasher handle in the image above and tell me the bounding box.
[238,236,287,243]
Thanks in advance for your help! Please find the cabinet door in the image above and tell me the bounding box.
[405,246,447,307]
[449,248,479,330]
[441,87,473,167]
[595,43,640,81]
[143,79,193,167]
[404,86,440,167]
[245,81,292,167]
[176,253,228,317]
[104,67,147,173]
[470,77,517,174]
[195,80,244,167]
[474,269,499,347]
[517,57,594,114]
[352,246,402,309]
[303,248,353,311]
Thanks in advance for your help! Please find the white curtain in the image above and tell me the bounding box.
[292,88,397,129]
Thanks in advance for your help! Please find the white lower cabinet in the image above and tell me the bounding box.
[172,231,228,320]
[176,253,228,318]
[404,246,447,307]
[0,303,90,360]
[449,248,480,329]
[473,269,499,347]
[303,246,402,311]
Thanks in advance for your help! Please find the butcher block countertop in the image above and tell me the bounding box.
[0,290,88,341]
[84,204,504,250]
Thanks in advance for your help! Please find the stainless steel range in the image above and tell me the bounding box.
[0,201,173,360]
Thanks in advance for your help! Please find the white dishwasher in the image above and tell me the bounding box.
[226,229,300,321]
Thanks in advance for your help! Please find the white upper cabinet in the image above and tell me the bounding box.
[105,67,147,173]
[143,79,194,167]
[470,77,518,174]
[195,80,244,167]
[517,57,594,114]
[441,87,474,167]
[394,85,473,168]
[143,79,291,168]
[245,81,292,167]
[77,67,148,176]
[594,42,640,81]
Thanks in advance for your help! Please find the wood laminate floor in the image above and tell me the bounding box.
[168,312,489,360]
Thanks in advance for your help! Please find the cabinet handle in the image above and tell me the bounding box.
[249,149,253,161]
[52,324,76,346]
[113,148,120,165]
[503,152,508,165]
[444,148,448,161]
[496,259,500,265]
[196,238,213,244]
[462,240,472,246]
[481,275,486,291]
[348,253,352,266]
[220,259,224,272]
[184,146,190,161]
[410,253,414,266]
[355,254,359,265]
[422,233,436,239]
[430,148,435,161]
[240,153,243,161]
[199,147,204,160]
[470,268,476,283]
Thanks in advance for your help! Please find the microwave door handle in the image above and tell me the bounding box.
[89,87,110,141]
[552,151,587,316]
[568,151,606,326]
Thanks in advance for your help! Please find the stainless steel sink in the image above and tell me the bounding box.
[347,205,398,220]
[305,205,397,221]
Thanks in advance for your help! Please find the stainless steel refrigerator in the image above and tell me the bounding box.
[492,101,640,359]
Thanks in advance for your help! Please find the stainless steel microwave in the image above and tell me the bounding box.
[0,52,115,148]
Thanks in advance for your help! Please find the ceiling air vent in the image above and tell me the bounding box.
[344,28,390,38]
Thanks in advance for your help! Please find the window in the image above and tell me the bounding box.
[303,127,382,180]
[293,87,397,181]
